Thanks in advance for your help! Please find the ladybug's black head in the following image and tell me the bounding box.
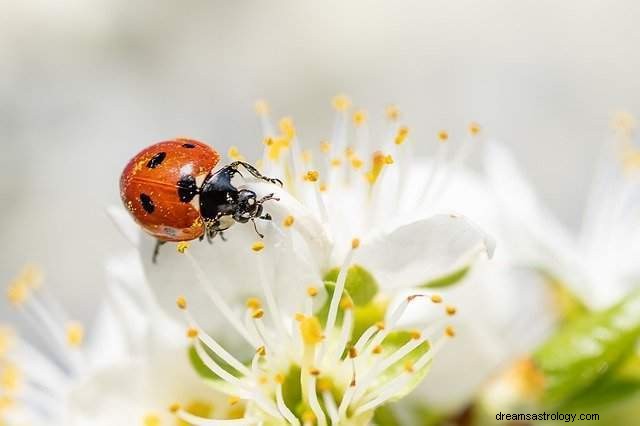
[234,189,263,223]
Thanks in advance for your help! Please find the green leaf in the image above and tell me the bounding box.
[374,403,446,426]
[560,356,640,411]
[533,289,640,406]
[420,266,469,289]
[323,264,379,305]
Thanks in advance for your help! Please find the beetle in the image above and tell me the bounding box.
[119,138,282,262]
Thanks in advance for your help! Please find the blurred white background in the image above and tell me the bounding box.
[1,0,639,322]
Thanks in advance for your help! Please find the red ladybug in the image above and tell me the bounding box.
[120,138,281,262]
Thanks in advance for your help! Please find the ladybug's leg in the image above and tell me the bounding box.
[228,161,283,186]
[259,213,272,221]
[219,231,227,242]
[251,219,265,239]
[152,240,166,264]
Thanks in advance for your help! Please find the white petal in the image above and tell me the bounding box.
[483,141,586,295]
[357,214,494,290]
[106,205,140,247]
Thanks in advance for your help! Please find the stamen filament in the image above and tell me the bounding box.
[276,383,301,425]
[322,390,340,425]
[324,244,357,339]
[185,253,255,345]
[177,409,258,425]
[307,375,328,426]
[183,313,251,376]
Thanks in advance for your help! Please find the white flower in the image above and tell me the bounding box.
[484,111,640,309]
[1,255,236,426]
[115,97,501,424]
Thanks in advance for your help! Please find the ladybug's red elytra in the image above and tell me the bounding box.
[120,138,282,262]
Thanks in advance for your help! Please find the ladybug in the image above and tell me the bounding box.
[120,138,282,262]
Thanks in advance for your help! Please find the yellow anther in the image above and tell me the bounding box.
[446,305,457,316]
[184,401,214,419]
[0,395,14,411]
[252,309,265,319]
[143,414,161,426]
[351,238,360,249]
[301,149,312,164]
[349,346,358,358]
[169,402,181,413]
[431,294,443,304]
[228,395,241,406]
[295,312,305,322]
[438,130,449,142]
[254,99,270,116]
[353,110,367,127]
[258,375,269,385]
[299,316,324,345]
[186,327,199,339]
[256,346,267,356]
[309,367,321,376]
[176,296,187,310]
[468,122,481,136]
[317,377,333,392]
[372,345,383,355]
[66,322,84,347]
[330,157,342,167]
[404,361,415,373]
[394,126,409,145]
[332,94,351,112]
[303,170,320,182]
[409,330,422,340]
[275,373,285,384]
[228,146,245,161]
[283,215,295,228]
[307,286,319,297]
[1,363,20,392]
[7,282,28,306]
[176,242,190,254]
[351,156,364,169]
[384,154,394,164]
[445,325,456,337]
[263,137,274,146]
[320,141,331,154]
[339,294,354,310]
[0,326,14,356]
[278,117,296,141]
[251,241,265,252]
[375,321,385,330]
[246,297,262,311]
[319,182,328,192]
[611,110,637,137]
[386,105,400,121]
[266,137,290,161]
[366,151,388,184]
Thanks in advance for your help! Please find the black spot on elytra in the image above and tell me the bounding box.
[139,193,155,213]
[177,175,198,202]
[182,143,196,148]
[146,152,166,168]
